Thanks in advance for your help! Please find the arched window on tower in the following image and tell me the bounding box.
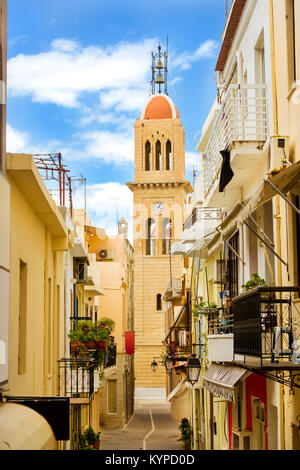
[162,217,172,255]
[146,218,156,256]
[166,140,172,171]
[156,294,162,311]
[155,140,161,171]
[145,140,151,171]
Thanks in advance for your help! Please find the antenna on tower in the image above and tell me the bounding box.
[150,40,168,95]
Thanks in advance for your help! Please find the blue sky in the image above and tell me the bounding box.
[6,0,227,235]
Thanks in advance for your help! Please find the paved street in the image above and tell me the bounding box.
[100,403,183,450]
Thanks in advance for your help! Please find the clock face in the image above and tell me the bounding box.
[152,202,165,214]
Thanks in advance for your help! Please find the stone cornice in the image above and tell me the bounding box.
[126,180,193,193]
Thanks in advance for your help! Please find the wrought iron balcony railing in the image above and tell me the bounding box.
[203,84,269,198]
[57,358,96,399]
[183,207,223,231]
[208,308,234,335]
[232,287,300,366]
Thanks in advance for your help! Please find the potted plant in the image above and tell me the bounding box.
[79,427,101,450]
[97,317,115,333]
[178,418,192,450]
[245,273,268,291]
[68,329,84,352]
[83,330,97,350]
[78,320,93,333]
[96,328,110,351]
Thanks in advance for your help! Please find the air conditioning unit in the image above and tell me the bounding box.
[213,260,225,284]
[76,262,88,283]
[98,249,114,261]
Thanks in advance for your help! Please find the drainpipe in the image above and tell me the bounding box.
[270,0,284,450]
[275,194,285,450]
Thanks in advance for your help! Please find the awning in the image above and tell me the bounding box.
[203,364,250,402]
[0,403,56,450]
[167,377,187,402]
[240,161,300,222]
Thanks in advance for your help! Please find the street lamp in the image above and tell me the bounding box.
[150,358,159,372]
[186,354,201,386]
[165,356,174,375]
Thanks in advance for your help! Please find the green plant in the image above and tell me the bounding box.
[245,273,268,291]
[77,320,93,331]
[95,328,110,342]
[68,329,84,342]
[178,418,192,450]
[193,301,217,316]
[78,427,100,450]
[97,317,115,332]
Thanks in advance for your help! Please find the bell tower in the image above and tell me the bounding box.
[127,44,192,401]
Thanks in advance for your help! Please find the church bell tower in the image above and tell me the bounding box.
[127,43,192,401]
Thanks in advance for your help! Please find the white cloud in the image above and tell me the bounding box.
[6,124,29,152]
[8,38,156,108]
[80,130,134,164]
[72,182,133,239]
[186,151,201,171]
[172,39,219,71]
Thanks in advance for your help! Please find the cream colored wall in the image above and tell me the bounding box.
[0,173,10,386]
[7,175,67,398]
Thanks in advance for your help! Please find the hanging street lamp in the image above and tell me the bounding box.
[165,356,174,375]
[186,354,201,386]
[150,358,159,373]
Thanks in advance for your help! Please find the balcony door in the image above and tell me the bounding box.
[227,231,239,298]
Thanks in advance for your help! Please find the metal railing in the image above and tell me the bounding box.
[207,309,234,335]
[183,207,223,231]
[203,84,269,198]
[232,287,300,365]
[57,358,96,398]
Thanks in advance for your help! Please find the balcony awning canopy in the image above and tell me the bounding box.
[84,284,105,296]
[203,364,250,402]
[240,161,300,222]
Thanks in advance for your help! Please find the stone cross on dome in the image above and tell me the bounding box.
[151,40,168,95]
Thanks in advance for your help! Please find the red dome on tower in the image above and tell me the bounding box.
[140,94,180,120]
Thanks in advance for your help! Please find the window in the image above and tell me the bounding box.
[286,0,296,87]
[225,231,239,298]
[156,294,162,311]
[107,379,117,413]
[145,140,151,171]
[155,140,161,171]
[162,217,172,255]
[166,140,172,170]
[146,218,156,255]
[18,260,27,375]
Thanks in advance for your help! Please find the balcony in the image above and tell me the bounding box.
[57,358,98,405]
[232,287,300,369]
[202,84,269,207]
[181,207,223,244]
[207,308,234,363]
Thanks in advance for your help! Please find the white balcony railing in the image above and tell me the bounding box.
[203,84,269,198]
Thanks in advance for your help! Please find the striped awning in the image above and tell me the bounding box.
[203,364,250,402]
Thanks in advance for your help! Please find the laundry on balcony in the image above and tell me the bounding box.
[203,364,250,402]
[219,148,234,192]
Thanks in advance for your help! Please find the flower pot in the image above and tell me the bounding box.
[171,341,176,352]
[97,340,108,351]
[85,340,97,349]
[93,439,100,450]
[70,340,82,352]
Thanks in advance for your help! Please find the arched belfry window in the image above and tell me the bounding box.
[166,140,172,171]
[145,140,151,171]
[162,217,172,255]
[146,218,156,256]
[155,140,161,171]
[156,294,162,311]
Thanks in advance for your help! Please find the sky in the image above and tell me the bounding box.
[6,0,227,237]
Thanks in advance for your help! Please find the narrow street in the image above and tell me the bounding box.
[100,403,183,451]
